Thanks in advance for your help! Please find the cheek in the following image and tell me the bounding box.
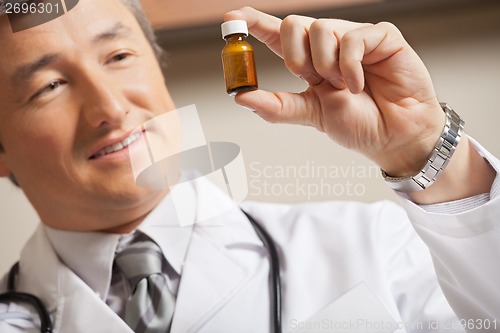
[6,109,76,179]
[17,132,69,171]
[124,60,175,113]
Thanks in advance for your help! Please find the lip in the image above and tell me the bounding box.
[88,128,144,160]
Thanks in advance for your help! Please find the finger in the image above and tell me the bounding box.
[339,22,405,94]
[234,89,314,126]
[280,15,322,85]
[224,7,283,57]
[309,19,370,90]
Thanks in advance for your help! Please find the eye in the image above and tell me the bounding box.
[30,80,65,101]
[106,52,133,64]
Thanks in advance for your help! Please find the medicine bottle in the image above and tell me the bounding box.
[221,20,258,96]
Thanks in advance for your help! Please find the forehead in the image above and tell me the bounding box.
[0,0,140,70]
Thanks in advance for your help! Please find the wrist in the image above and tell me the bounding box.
[376,105,445,178]
[381,103,465,193]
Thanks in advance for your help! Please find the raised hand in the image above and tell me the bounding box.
[224,7,445,178]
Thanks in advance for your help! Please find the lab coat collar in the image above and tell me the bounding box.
[18,226,134,332]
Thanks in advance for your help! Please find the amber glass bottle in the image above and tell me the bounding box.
[221,20,258,96]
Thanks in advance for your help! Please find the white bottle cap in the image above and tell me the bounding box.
[221,20,248,39]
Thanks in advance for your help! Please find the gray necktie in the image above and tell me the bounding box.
[115,235,176,333]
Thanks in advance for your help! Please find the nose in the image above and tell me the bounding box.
[81,73,131,128]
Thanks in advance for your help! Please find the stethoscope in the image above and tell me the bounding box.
[0,210,282,333]
[0,261,53,333]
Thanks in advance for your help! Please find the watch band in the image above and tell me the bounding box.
[381,103,465,192]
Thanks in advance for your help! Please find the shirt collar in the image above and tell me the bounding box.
[43,183,197,301]
[44,225,122,301]
[138,183,196,275]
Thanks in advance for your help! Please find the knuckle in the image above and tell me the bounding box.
[240,6,254,12]
[340,30,357,45]
[309,18,329,34]
[281,14,303,32]
[376,21,401,35]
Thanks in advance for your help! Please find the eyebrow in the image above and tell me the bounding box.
[11,22,134,86]
[12,53,60,86]
[92,22,133,44]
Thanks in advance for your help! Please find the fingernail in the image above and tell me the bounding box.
[239,105,255,112]
[310,73,323,85]
[298,76,307,84]
[299,73,323,86]
[346,78,360,93]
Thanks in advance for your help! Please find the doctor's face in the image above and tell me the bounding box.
[0,0,175,232]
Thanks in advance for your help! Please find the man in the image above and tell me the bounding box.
[0,0,498,332]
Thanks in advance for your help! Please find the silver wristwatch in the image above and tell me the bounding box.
[381,103,465,193]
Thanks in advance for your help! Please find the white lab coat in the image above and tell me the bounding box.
[1,143,499,333]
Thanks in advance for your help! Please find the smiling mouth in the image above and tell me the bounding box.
[90,132,141,160]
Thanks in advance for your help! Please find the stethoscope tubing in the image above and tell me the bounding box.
[241,209,283,333]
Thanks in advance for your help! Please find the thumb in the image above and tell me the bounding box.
[234,89,316,126]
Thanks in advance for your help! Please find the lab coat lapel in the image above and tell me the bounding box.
[56,264,134,333]
[17,226,59,313]
[170,180,262,333]
[170,224,251,333]
[19,226,133,333]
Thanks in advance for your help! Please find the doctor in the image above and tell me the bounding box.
[0,0,499,332]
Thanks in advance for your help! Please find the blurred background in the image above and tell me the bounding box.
[1,0,500,274]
